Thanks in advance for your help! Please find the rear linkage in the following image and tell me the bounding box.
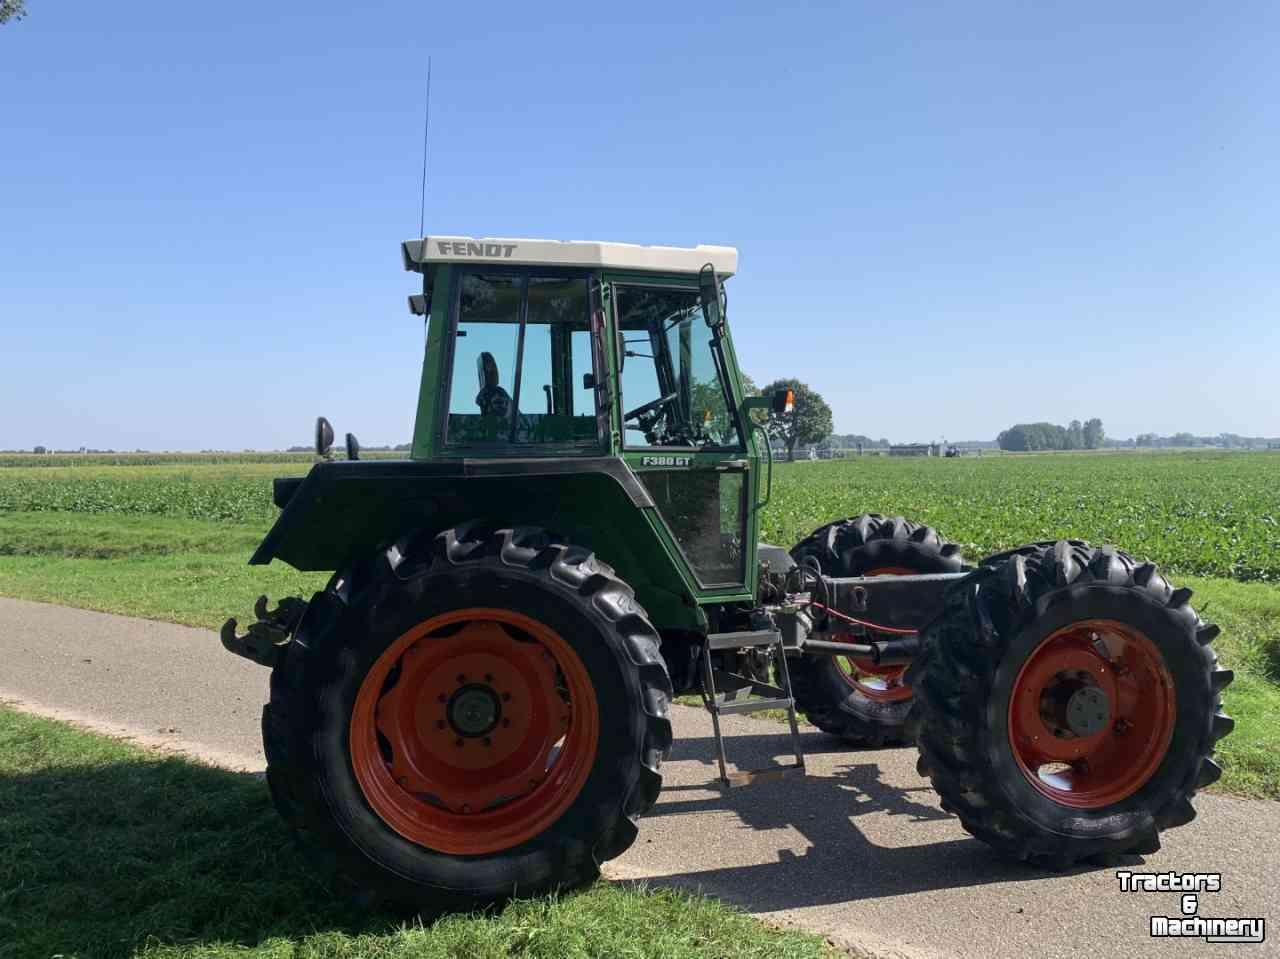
[221,595,307,668]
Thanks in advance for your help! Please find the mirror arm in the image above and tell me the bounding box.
[754,422,773,510]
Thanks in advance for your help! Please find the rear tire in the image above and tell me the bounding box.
[789,514,964,745]
[262,522,673,912]
[911,541,1233,867]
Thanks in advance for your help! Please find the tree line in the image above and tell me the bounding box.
[1126,433,1280,449]
[997,419,1105,451]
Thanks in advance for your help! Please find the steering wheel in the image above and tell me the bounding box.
[624,392,678,422]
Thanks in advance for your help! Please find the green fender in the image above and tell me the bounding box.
[250,458,702,631]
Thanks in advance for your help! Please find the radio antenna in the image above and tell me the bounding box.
[417,55,433,239]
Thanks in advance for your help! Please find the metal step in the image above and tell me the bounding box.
[701,631,806,788]
[716,696,794,715]
[706,628,783,650]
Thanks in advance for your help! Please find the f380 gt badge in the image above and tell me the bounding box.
[641,455,691,467]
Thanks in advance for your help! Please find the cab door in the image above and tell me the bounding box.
[606,279,752,596]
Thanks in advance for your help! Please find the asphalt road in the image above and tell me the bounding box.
[1,596,1275,958]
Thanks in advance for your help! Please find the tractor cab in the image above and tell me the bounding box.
[401,236,747,459]
[402,235,771,596]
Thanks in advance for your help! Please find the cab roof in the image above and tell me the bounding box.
[402,235,737,277]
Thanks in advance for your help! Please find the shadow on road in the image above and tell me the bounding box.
[640,726,1144,911]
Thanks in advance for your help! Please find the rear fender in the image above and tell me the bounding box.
[250,458,700,630]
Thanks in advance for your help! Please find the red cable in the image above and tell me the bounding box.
[810,601,918,636]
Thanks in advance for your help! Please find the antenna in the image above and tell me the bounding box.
[417,56,433,239]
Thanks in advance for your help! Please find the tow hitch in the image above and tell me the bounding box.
[221,595,307,667]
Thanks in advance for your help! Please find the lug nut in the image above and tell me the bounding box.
[484,673,494,683]
[456,673,467,684]
[436,720,446,730]
[502,692,511,702]
[483,737,492,747]
[454,737,464,747]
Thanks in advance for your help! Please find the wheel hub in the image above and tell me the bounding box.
[1064,685,1110,737]
[447,684,500,737]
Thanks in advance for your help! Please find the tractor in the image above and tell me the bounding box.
[223,235,1233,912]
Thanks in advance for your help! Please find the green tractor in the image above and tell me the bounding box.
[224,235,1233,911]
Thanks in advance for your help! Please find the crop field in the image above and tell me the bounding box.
[3,450,1278,578]
[0,449,1277,799]
[764,451,1280,582]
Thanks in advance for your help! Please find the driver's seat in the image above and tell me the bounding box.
[475,352,512,418]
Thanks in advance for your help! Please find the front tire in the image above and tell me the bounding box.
[789,514,964,745]
[262,522,673,912]
[912,541,1233,867]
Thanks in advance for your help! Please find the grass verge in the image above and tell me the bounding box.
[0,706,836,959]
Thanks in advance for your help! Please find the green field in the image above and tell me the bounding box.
[0,450,1277,800]
[3,451,1277,577]
[0,706,833,959]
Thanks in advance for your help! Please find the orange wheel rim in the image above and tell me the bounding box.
[835,565,916,702]
[349,607,599,855]
[1007,619,1175,809]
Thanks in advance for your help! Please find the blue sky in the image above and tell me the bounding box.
[3,1,1276,449]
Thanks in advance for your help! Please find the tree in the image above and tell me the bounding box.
[1083,418,1105,449]
[760,378,833,461]
[1066,420,1084,450]
[0,1,27,24]
[997,422,1067,451]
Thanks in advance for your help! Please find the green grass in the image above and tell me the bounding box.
[0,512,326,629]
[1180,575,1280,799]
[0,706,835,959]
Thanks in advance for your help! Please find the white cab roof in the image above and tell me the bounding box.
[403,235,737,277]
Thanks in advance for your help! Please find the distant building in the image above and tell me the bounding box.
[888,443,938,457]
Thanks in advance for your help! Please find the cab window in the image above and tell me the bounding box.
[445,273,598,447]
[615,285,743,451]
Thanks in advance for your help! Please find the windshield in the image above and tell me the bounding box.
[615,286,743,450]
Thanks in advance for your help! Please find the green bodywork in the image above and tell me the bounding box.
[251,254,770,634]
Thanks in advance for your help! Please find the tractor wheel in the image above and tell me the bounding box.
[911,541,1233,867]
[262,522,673,912]
[789,514,964,745]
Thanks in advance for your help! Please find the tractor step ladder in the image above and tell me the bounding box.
[701,629,806,787]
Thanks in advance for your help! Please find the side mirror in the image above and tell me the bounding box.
[582,372,596,390]
[698,263,723,329]
[771,388,795,415]
[345,432,360,461]
[315,416,335,459]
